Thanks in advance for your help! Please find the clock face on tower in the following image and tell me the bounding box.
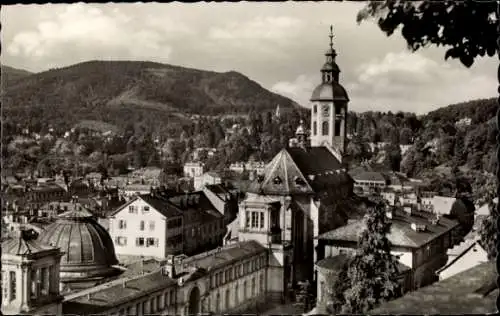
[322,104,330,117]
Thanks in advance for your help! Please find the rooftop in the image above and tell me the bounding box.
[182,240,266,271]
[369,262,497,314]
[248,147,351,195]
[351,171,386,183]
[316,254,410,274]
[63,269,177,314]
[111,194,184,219]
[318,209,460,248]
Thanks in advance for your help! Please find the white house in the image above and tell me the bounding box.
[194,172,222,191]
[183,162,205,178]
[108,194,184,258]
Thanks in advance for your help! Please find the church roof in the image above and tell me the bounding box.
[249,149,315,195]
[311,82,349,102]
[248,147,351,196]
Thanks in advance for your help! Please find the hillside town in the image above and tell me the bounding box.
[1,3,498,316]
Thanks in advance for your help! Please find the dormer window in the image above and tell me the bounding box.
[294,177,306,186]
[273,177,282,185]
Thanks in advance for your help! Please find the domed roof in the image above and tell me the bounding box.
[310,82,349,102]
[38,208,119,282]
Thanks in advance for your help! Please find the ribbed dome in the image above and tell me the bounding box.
[38,208,119,282]
[310,82,349,102]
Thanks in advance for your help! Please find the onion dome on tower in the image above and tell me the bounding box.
[38,207,121,286]
[311,25,349,102]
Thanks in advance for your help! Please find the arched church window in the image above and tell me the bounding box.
[313,121,317,136]
[322,121,329,136]
[313,105,317,114]
[335,121,341,136]
[326,74,331,82]
[273,177,282,185]
[216,292,220,313]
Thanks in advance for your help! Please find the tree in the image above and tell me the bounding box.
[357,1,497,68]
[476,176,498,260]
[341,201,402,313]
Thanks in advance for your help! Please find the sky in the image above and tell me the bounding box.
[1,2,497,114]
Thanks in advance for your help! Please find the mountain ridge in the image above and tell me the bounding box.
[1,60,300,134]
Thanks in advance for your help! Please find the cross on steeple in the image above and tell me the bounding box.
[329,25,334,49]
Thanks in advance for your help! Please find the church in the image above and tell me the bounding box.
[235,25,355,287]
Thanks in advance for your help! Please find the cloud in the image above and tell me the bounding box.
[208,16,304,40]
[348,51,497,113]
[270,51,496,114]
[6,3,192,66]
[271,74,318,108]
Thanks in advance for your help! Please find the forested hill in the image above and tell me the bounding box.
[1,65,34,88]
[1,60,300,133]
[347,97,498,177]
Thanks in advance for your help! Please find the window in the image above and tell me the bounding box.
[260,273,265,293]
[322,121,329,136]
[235,283,239,304]
[164,291,169,307]
[140,221,145,231]
[136,237,145,247]
[225,289,230,310]
[149,221,155,231]
[128,205,137,213]
[335,121,341,136]
[146,238,158,247]
[260,212,264,229]
[273,176,282,185]
[313,105,317,114]
[143,206,150,212]
[246,212,251,228]
[216,292,221,313]
[313,121,317,136]
[251,212,258,228]
[9,271,16,301]
[40,267,49,295]
[115,237,127,246]
[151,297,156,312]
[118,220,127,229]
[251,277,256,297]
[243,281,248,300]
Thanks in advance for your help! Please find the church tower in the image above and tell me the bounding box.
[310,26,349,159]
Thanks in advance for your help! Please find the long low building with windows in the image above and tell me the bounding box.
[62,240,270,316]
